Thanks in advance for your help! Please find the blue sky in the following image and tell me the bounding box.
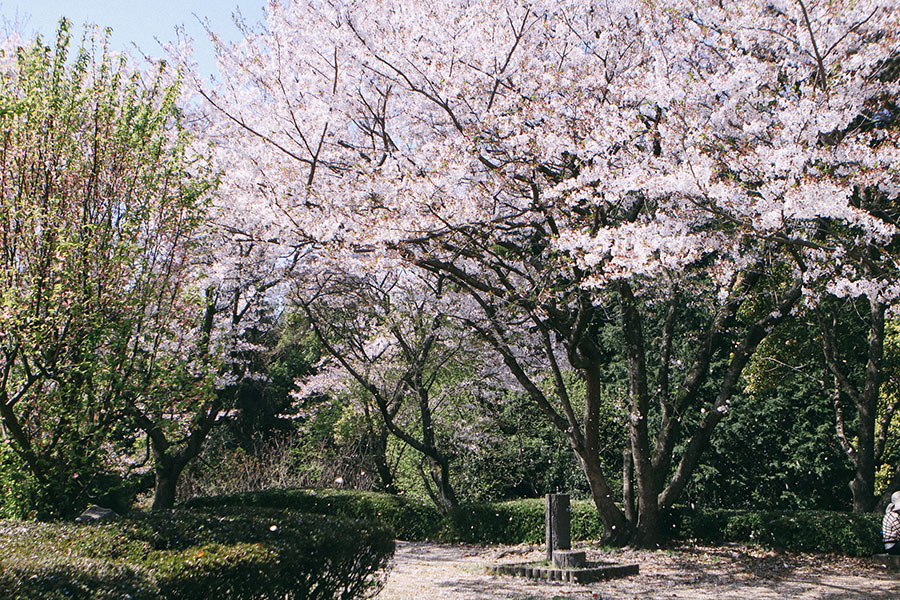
[1,0,269,78]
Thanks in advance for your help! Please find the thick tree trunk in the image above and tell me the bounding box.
[618,281,662,547]
[145,416,215,511]
[576,447,630,545]
[821,298,884,513]
[850,299,884,513]
[371,426,398,494]
[430,455,458,510]
[623,447,636,524]
[151,458,185,510]
[417,454,458,512]
[850,400,877,512]
[577,357,631,544]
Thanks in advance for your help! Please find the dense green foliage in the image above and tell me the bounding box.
[184,488,877,556]
[187,488,446,541]
[667,508,882,557]
[187,488,881,556]
[0,20,215,517]
[448,391,612,503]
[686,389,854,510]
[684,311,862,510]
[0,508,394,600]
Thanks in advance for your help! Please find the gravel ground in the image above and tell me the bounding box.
[377,540,900,600]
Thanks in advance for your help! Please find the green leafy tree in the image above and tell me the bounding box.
[877,319,900,499]
[0,21,215,517]
[687,317,855,510]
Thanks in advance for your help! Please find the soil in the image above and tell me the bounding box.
[377,540,900,599]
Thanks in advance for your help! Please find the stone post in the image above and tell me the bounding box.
[545,493,571,561]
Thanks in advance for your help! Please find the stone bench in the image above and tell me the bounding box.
[874,554,900,569]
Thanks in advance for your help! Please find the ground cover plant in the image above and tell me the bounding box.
[0,508,394,600]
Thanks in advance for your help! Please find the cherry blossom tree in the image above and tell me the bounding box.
[197,0,899,543]
[122,143,305,509]
[124,277,282,510]
[293,268,506,511]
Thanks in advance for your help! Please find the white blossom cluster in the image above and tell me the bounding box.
[188,0,897,306]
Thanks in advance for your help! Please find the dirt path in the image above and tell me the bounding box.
[377,541,900,599]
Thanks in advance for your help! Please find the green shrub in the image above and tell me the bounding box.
[188,489,610,545]
[0,443,143,521]
[0,509,394,599]
[187,488,444,541]
[188,488,882,557]
[667,508,882,556]
[448,499,544,543]
[570,501,607,541]
[446,499,606,544]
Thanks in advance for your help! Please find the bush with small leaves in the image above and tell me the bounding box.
[666,508,882,557]
[0,509,394,600]
[187,488,445,541]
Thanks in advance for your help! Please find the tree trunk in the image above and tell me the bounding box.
[618,281,661,547]
[850,298,884,513]
[850,300,886,513]
[146,424,211,510]
[151,458,185,510]
[430,455,458,510]
[820,298,884,513]
[371,426,398,494]
[0,399,48,485]
[417,454,458,512]
[623,447,636,524]
[575,446,630,545]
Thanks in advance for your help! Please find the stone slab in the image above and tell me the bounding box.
[545,493,571,561]
[75,505,117,523]
[874,554,900,569]
[488,561,639,583]
[553,550,586,569]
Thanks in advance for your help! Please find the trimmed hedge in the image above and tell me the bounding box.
[0,508,394,600]
[188,488,883,557]
[447,498,606,544]
[666,508,882,557]
[187,488,445,541]
[187,489,604,544]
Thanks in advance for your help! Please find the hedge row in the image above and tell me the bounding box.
[187,489,613,544]
[186,488,882,556]
[187,488,447,540]
[447,497,605,544]
[0,508,394,600]
[186,488,584,543]
[666,508,882,557]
